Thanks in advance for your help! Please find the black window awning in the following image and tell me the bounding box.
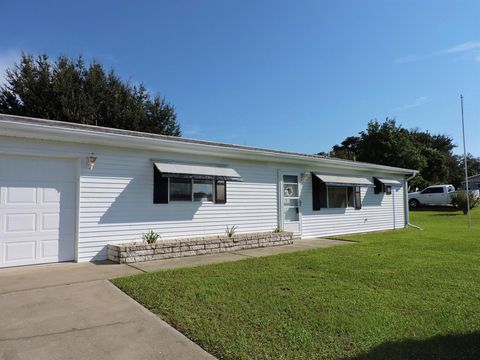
[312,173,374,187]
[153,161,243,182]
[374,177,402,186]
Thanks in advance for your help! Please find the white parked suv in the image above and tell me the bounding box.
[408,184,456,208]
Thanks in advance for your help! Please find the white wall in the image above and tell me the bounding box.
[0,135,408,262]
[78,150,279,261]
[280,170,406,238]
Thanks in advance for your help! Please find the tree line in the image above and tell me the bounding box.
[1,54,477,190]
[327,119,480,190]
[0,53,181,136]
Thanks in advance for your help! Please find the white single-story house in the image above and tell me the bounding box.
[0,114,417,268]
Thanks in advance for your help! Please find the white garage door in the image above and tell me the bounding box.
[0,155,76,267]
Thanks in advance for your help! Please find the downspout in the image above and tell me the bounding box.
[404,171,423,230]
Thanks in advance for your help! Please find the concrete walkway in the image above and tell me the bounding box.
[0,238,350,360]
[130,237,351,272]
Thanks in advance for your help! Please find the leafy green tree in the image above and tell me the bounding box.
[329,118,478,190]
[0,53,181,136]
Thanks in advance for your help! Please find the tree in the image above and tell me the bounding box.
[329,118,478,190]
[0,53,181,136]
[331,119,426,171]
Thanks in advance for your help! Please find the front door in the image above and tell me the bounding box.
[281,174,301,233]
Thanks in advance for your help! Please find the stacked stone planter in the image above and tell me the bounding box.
[107,231,297,264]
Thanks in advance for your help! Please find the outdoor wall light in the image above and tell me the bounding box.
[86,153,97,170]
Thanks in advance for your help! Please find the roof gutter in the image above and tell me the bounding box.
[0,119,416,175]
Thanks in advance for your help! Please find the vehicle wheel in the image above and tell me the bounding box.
[409,199,419,208]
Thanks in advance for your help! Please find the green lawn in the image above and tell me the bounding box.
[112,208,480,360]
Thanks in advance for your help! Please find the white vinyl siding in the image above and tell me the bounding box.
[301,173,405,238]
[0,135,408,263]
[78,153,278,261]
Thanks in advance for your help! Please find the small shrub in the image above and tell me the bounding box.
[225,225,238,238]
[451,191,479,214]
[143,230,160,244]
[273,226,282,233]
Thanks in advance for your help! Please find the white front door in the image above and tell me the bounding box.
[281,174,301,233]
[0,155,76,267]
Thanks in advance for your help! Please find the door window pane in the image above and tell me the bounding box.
[193,180,213,201]
[283,175,298,184]
[284,207,299,221]
[283,184,298,197]
[170,178,192,201]
[328,186,347,208]
[284,198,299,206]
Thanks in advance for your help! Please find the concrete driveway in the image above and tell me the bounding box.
[0,238,349,360]
[0,262,214,360]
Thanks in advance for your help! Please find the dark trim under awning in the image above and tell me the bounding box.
[153,161,243,182]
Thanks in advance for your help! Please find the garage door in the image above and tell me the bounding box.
[0,155,76,267]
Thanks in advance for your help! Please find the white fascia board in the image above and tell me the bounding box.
[0,120,417,176]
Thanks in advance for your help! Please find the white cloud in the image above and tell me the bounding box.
[0,49,20,85]
[393,55,421,65]
[440,41,480,54]
[396,96,429,111]
[394,40,480,65]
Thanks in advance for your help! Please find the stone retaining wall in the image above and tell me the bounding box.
[107,232,297,264]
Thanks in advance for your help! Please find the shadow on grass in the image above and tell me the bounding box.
[345,332,480,360]
[431,213,464,217]
[410,206,459,213]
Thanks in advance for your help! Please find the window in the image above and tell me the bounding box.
[328,187,347,208]
[374,178,392,195]
[169,178,215,202]
[422,187,444,194]
[448,186,455,193]
[169,178,192,201]
[283,175,299,198]
[215,180,226,204]
[312,174,362,211]
[326,186,361,209]
[153,166,228,204]
[193,180,213,201]
[347,187,355,207]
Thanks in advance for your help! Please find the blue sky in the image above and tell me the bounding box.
[1,0,479,155]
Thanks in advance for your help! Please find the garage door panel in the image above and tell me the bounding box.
[42,187,61,203]
[0,155,76,267]
[41,213,60,231]
[5,213,37,233]
[42,186,76,207]
[41,239,59,258]
[6,187,37,204]
[4,241,36,262]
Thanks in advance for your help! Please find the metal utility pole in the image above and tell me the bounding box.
[460,95,471,228]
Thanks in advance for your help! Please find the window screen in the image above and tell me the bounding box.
[328,187,347,208]
[215,180,226,204]
[170,178,192,201]
[193,180,213,201]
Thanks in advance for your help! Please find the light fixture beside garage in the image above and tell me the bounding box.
[86,153,97,170]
